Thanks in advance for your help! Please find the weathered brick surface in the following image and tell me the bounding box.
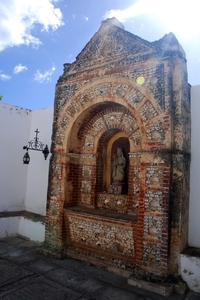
[42,18,191,277]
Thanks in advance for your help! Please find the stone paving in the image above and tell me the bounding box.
[0,237,199,300]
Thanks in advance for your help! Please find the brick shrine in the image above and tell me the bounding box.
[43,18,191,277]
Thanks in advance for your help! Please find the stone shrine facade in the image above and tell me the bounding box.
[43,18,191,277]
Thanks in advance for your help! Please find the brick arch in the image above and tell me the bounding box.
[53,77,166,153]
[78,104,141,153]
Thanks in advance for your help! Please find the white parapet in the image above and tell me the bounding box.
[0,216,45,243]
[179,253,200,293]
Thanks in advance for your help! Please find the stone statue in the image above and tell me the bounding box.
[112,148,126,182]
[108,148,127,194]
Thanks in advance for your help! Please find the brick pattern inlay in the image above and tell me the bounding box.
[145,166,164,187]
[97,194,128,213]
[143,242,161,266]
[136,163,170,273]
[68,215,135,257]
[139,101,158,122]
[146,121,165,141]
[81,109,140,150]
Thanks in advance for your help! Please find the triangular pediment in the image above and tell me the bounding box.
[68,18,159,73]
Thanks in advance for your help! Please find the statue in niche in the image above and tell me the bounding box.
[112,148,126,181]
[108,148,127,194]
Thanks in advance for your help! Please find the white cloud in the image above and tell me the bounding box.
[34,66,56,83]
[13,64,28,74]
[104,0,200,38]
[0,71,11,81]
[0,0,64,51]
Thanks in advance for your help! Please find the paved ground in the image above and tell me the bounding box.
[0,237,199,300]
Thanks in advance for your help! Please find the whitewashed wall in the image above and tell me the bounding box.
[25,107,53,215]
[0,103,53,215]
[189,85,200,248]
[178,84,200,292]
[0,103,31,211]
[0,217,45,242]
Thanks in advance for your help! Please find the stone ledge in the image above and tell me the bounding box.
[107,266,133,278]
[0,211,45,224]
[182,246,200,258]
[127,277,174,297]
[174,281,187,295]
[65,246,135,271]
[127,276,187,297]
[65,206,137,222]
[39,244,64,259]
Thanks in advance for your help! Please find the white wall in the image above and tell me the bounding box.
[0,103,53,216]
[0,217,19,237]
[178,86,200,292]
[179,254,200,293]
[0,217,45,242]
[18,217,45,242]
[189,85,200,248]
[0,103,53,242]
[25,106,53,215]
[0,103,31,211]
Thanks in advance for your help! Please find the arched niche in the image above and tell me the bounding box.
[65,102,136,212]
[95,130,131,214]
[107,133,130,192]
[96,131,130,193]
[53,76,167,154]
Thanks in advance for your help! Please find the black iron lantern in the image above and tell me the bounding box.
[23,129,49,164]
[43,144,49,160]
[23,151,30,164]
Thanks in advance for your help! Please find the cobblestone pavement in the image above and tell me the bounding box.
[0,237,199,300]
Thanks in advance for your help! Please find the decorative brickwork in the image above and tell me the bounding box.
[144,190,163,212]
[143,242,161,266]
[97,193,128,213]
[67,213,135,257]
[43,18,191,279]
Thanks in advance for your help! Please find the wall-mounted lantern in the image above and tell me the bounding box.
[23,129,49,164]
[23,151,30,164]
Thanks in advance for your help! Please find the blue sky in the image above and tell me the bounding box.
[0,0,200,110]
